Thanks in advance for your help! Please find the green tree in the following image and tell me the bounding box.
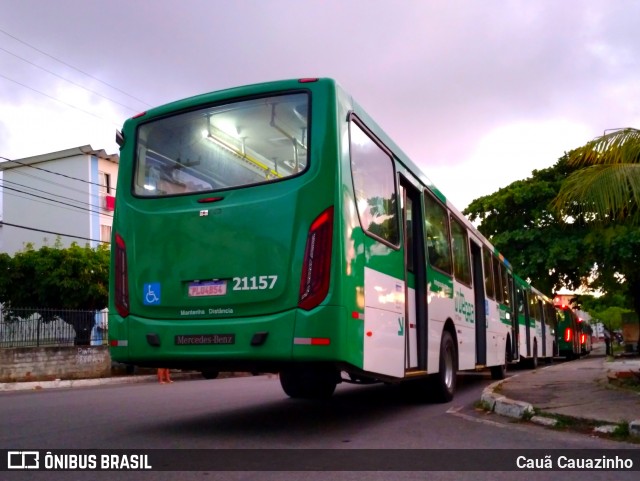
[463,155,593,295]
[553,128,640,352]
[553,128,640,223]
[5,243,109,309]
[463,155,635,315]
[0,242,110,345]
[573,293,632,336]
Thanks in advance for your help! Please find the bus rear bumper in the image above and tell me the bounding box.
[108,305,352,371]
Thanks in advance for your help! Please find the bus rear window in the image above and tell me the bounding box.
[134,92,309,196]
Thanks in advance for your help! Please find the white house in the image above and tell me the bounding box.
[0,145,118,254]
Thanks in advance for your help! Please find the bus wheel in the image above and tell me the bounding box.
[201,370,219,379]
[490,343,508,380]
[280,365,338,400]
[431,331,457,403]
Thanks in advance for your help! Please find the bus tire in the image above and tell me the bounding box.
[490,343,508,380]
[431,331,457,403]
[280,365,338,399]
[201,370,219,379]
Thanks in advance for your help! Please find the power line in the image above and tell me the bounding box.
[0,221,109,245]
[0,188,109,218]
[0,45,139,113]
[1,178,111,213]
[11,168,112,202]
[2,176,110,207]
[0,155,117,192]
[0,27,151,108]
[0,184,112,218]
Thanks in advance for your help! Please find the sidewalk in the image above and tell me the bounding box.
[481,342,640,438]
[0,370,208,391]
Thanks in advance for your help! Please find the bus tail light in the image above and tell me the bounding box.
[580,333,586,345]
[299,207,334,310]
[114,233,130,317]
[564,328,572,343]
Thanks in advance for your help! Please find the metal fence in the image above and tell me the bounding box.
[0,307,108,348]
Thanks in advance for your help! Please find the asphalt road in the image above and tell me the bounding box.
[0,370,637,481]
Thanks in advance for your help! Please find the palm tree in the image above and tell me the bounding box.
[553,127,640,354]
[553,127,640,223]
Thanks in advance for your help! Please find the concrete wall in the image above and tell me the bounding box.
[0,346,111,382]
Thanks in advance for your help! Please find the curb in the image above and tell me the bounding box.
[481,379,640,439]
[481,380,533,419]
[0,372,205,392]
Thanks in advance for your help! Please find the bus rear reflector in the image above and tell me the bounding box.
[299,207,334,310]
[564,328,572,342]
[293,337,331,345]
[114,233,130,317]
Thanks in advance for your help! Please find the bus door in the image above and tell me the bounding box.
[539,299,547,357]
[516,285,530,358]
[400,181,427,371]
[508,274,518,361]
[470,241,487,365]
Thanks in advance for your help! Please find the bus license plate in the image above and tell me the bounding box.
[188,280,227,297]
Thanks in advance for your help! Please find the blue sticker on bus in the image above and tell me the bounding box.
[144,283,161,305]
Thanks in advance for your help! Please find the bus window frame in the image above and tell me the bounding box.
[449,214,472,287]
[492,255,503,304]
[500,263,510,307]
[482,246,495,300]
[423,190,453,277]
[347,113,401,249]
[131,89,312,199]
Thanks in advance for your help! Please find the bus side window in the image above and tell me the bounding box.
[517,287,525,314]
[492,256,503,304]
[349,119,399,246]
[482,247,494,299]
[450,216,471,286]
[500,263,510,306]
[424,193,452,275]
[530,295,539,321]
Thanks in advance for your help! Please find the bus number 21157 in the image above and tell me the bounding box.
[233,276,278,291]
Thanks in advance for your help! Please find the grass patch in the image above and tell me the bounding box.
[542,413,597,432]
[612,422,630,438]
[538,414,640,444]
[474,399,494,412]
[609,376,640,394]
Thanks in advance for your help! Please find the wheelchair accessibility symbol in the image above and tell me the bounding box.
[143,283,161,305]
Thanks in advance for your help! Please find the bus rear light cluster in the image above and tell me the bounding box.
[580,334,586,345]
[299,207,334,311]
[114,233,130,317]
[564,328,572,343]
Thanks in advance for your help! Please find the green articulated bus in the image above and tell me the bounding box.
[109,78,548,401]
[555,304,582,360]
[512,277,557,368]
[580,320,593,355]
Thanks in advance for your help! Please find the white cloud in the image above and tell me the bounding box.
[425,119,592,210]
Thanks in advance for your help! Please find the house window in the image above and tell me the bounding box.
[99,172,111,194]
[100,225,112,243]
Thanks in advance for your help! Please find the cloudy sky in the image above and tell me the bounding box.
[0,0,639,210]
